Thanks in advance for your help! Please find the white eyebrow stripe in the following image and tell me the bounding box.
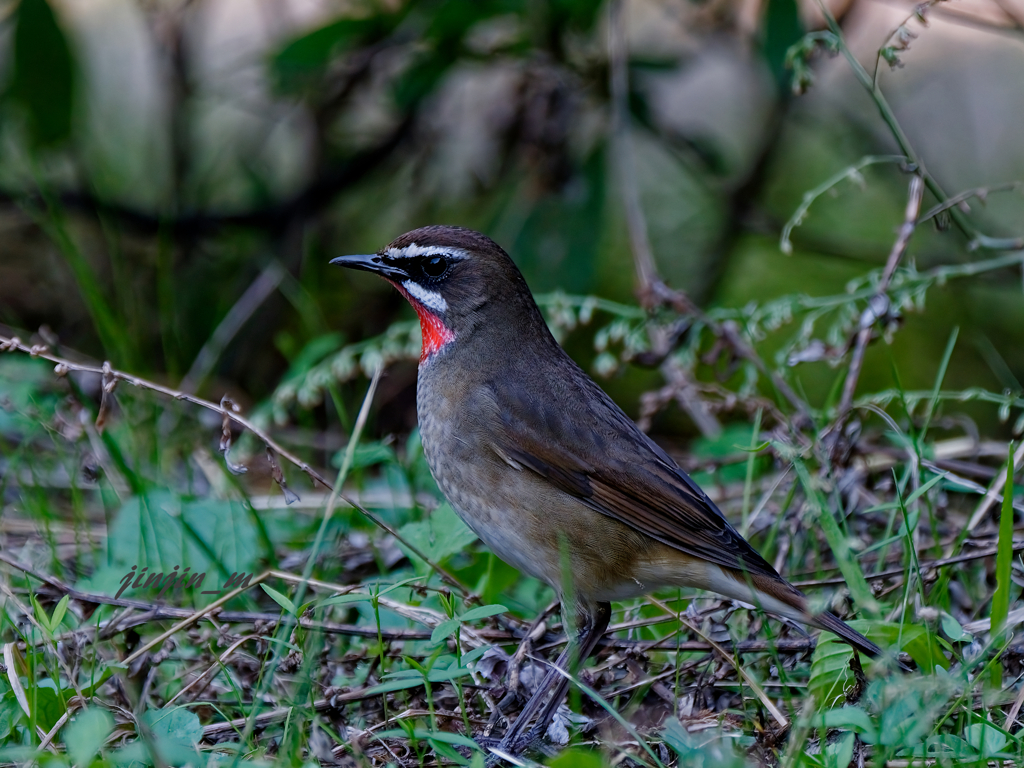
[384,244,470,260]
[402,281,448,313]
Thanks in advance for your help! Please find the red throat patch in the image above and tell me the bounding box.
[392,282,455,363]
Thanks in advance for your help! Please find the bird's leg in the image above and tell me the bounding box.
[484,612,552,736]
[494,602,611,757]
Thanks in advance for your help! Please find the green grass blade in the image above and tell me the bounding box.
[990,442,1016,688]
[794,459,881,616]
[920,326,959,442]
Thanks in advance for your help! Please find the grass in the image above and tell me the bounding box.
[1,234,1023,767]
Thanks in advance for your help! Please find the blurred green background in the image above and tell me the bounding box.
[1,0,1023,441]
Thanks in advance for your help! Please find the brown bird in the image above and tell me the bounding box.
[331,225,895,755]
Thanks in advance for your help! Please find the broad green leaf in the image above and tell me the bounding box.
[459,604,507,622]
[940,612,966,641]
[426,665,473,683]
[763,0,803,90]
[30,595,52,636]
[965,723,1009,757]
[810,621,948,705]
[181,498,260,579]
[661,718,746,768]
[66,708,114,765]
[462,646,490,664]
[814,706,876,738]
[824,733,854,768]
[32,683,64,733]
[870,676,956,751]
[271,16,399,93]
[396,503,477,571]
[77,494,258,603]
[430,618,462,645]
[142,707,202,765]
[906,734,978,758]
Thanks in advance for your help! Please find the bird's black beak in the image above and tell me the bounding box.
[329,253,409,281]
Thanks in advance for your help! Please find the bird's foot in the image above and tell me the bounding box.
[477,724,554,766]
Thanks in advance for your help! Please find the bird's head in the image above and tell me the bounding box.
[331,225,543,363]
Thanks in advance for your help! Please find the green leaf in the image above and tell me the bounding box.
[810,621,948,704]
[903,472,945,506]
[383,668,425,679]
[908,734,978,758]
[333,441,397,470]
[30,595,52,636]
[794,460,880,616]
[374,728,481,750]
[825,732,855,768]
[261,584,297,616]
[661,718,746,767]
[49,595,69,633]
[364,677,427,695]
[76,494,259,602]
[426,665,473,683]
[814,707,877,740]
[459,604,507,622]
[396,503,477,571]
[9,0,76,147]
[461,646,490,665]
[431,618,462,645]
[271,16,399,93]
[965,723,1009,757]
[940,612,966,641]
[140,707,202,766]
[318,593,371,607]
[990,443,1017,687]
[990,443,1016,639]
[66,708,114,765]
[32,684,64,733]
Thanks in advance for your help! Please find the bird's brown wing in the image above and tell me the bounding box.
[488,377,782,582]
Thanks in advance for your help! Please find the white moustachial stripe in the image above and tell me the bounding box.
[402,280,448,313]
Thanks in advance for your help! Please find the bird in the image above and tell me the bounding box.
[331,225,898,756]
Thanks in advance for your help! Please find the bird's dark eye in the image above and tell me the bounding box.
[421,256,449,279]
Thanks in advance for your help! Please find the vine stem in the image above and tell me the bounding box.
[834,174,924,423]
[814,0,1023,252]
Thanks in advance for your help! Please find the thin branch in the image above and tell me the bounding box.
[607,0,692,314]
[815,0,1023,253]
[790,540,1024,587]
[835,174,925,421]
[0,116,414,240]
[0,552,482,646]
[917,181,1024,226]
[0,334,466,594]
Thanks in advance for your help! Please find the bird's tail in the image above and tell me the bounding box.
[810,610,913,673]
[744,572,911,671]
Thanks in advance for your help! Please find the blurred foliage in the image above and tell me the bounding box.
[0,0,1024,764]
[0,0,1019,436]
